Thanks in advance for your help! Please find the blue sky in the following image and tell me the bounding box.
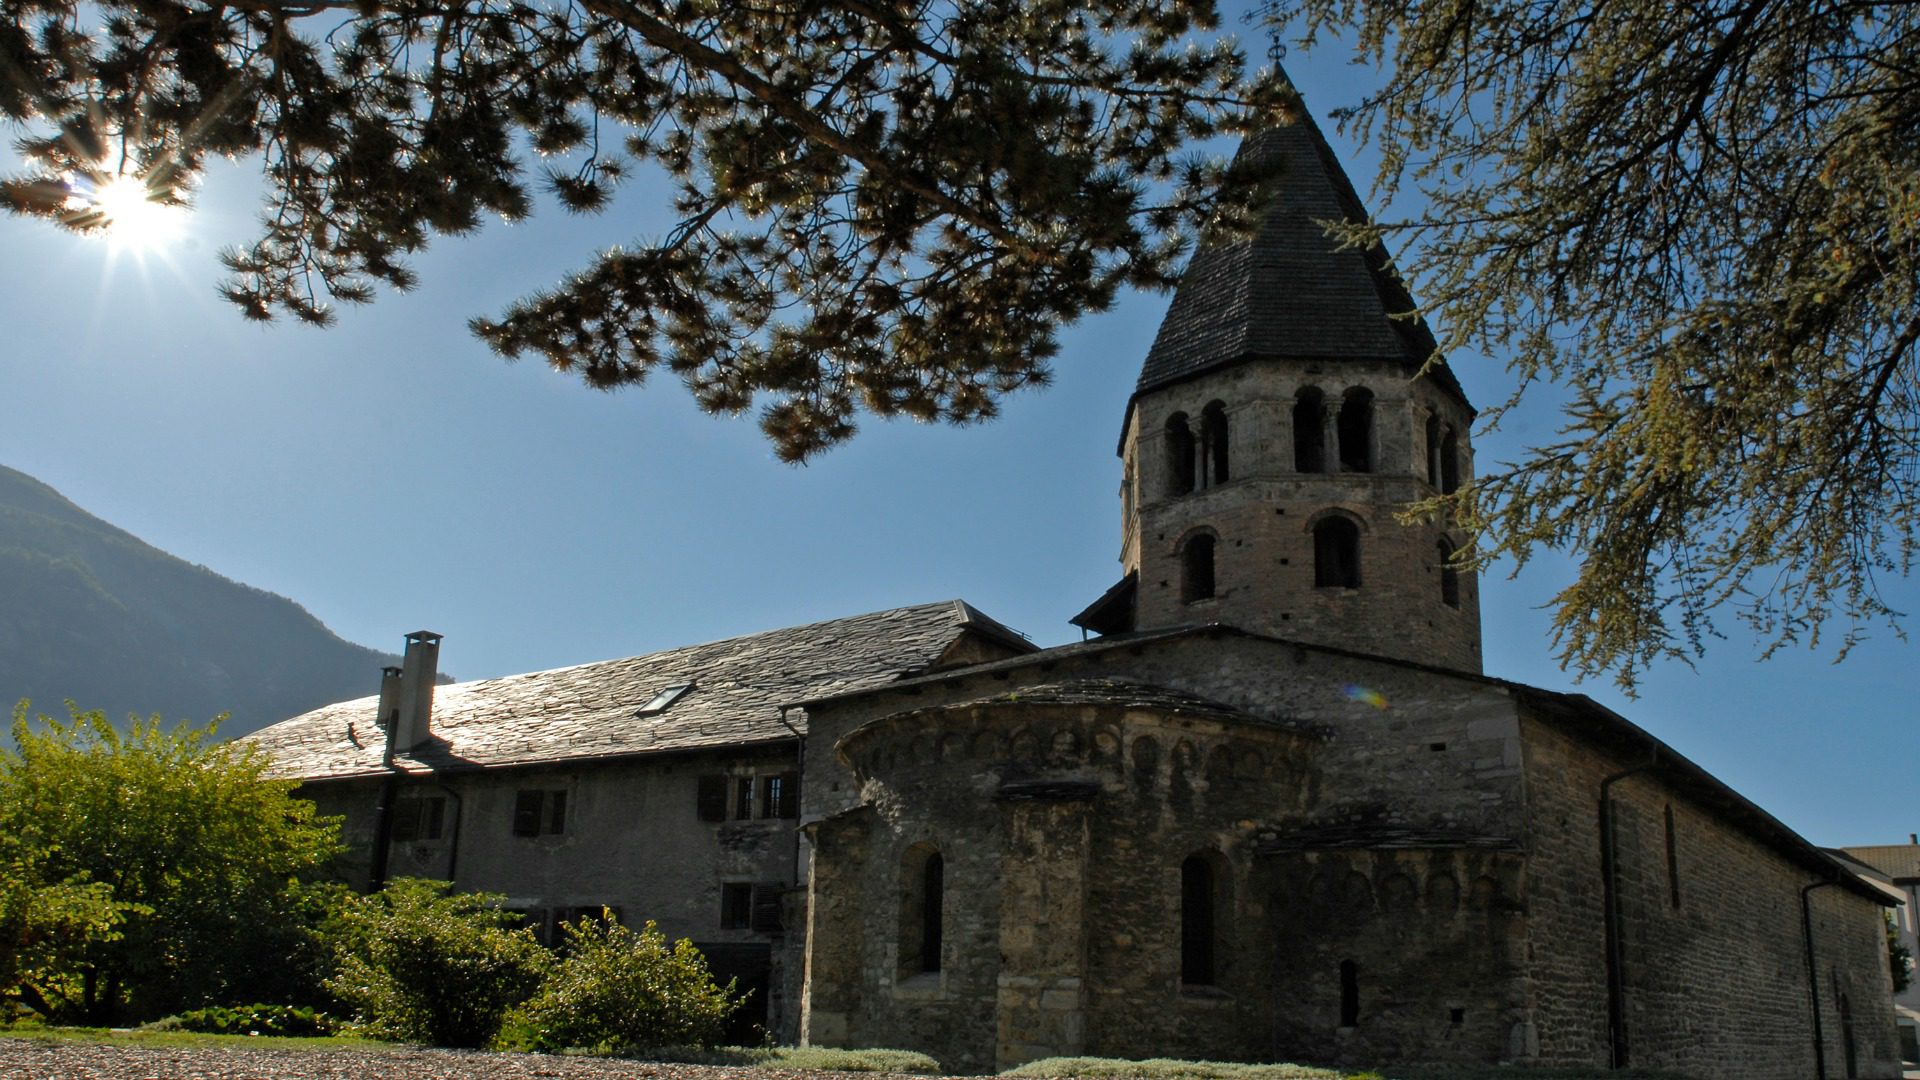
[0,29,1913,850]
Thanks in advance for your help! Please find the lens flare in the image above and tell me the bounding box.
[65,173,186,251]
[1343,684,1390,710]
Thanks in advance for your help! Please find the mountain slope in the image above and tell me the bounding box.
[0,465,402,736]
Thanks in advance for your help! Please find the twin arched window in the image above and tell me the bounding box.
[1296,387,1373,473]
[1427,414,1462,493]
[1167,404,1230,496]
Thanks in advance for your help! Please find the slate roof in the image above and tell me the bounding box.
[1136,104,1467,406]
[245,600,1030,781]
[1841,844,1920,882]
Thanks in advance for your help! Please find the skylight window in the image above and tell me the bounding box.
[635,682,694,716]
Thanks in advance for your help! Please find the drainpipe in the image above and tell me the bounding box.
[1599,751,1659,1068]
[439,782,465,884]
[367,665,405,891]
[1803,877,1842,1080]
[776,705,805,888]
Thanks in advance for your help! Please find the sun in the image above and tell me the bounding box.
[66,173,188,252]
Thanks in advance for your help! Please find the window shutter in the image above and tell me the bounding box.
[777,772,800,819]
[750,885,784,934]
[391,799,421,842]
[697,775,727,821]
[512,790,542,836]
[546,790,567,834]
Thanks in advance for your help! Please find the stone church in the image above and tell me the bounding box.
[248,109,1901,1080]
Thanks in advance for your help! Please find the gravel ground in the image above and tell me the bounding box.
[0,1040,953,1080]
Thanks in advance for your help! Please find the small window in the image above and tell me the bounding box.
[721,883,754,930]
[696,775,727,822]
[1664,804,1681,909]
[1425,414,1444,486]
[1340,959,1360,1027]
[391,796,445,842]
[1438,538,1461,608]
[514,790,566,837]
[1439,428,1461,494]
[734,776,754,819]
[1337,388,1373,472]
[1200,401,1229,488]
[635,682,694,716]
[1314,517,1361,588]
[1181,534,1216,603]
[761,772,800,819]
[1294,389,1326,473]
[1181,855,1217,986]
[900,845,945,976]
[1166,413,1195,496]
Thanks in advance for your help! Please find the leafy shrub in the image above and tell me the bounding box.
[144,1003,337,1036]
[497,916,737,1053]
[325,878,548,1047]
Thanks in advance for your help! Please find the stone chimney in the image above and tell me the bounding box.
[391,631,442,751]
[376,665,404,756]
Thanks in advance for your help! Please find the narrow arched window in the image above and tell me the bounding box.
[1181,855,1217,986]
[1425,414,1444,486]
[1293,389,1326,473]
[1314,518,1361,588]
[1337,388,1373,472]
[1181,534,1216,603]
[1438,538,1460,608]
[920,853,944,972]
[1166,413,1195,496]
[900,845,944,976]
[1200,402,1229,487]
[1339,959,1360,1026]
[1439,428,1460,494]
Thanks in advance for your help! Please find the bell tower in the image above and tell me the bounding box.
[1073,104,1482,673]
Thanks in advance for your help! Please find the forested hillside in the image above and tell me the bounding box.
[0,465,403,736]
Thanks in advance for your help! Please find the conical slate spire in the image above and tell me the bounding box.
[1136,106,1465,404]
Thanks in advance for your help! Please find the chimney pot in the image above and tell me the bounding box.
[393,632,443,751]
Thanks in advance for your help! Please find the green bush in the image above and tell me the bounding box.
[324,878,549,1047]
[144,1003,337,1036]
[496,915,737,1053]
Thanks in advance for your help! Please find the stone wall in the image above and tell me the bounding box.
[800,632,1526,844]
[1260,847,1530,1068]
[804,694,1318,1071]
[1518,706,1902,1079]
[1121,358,1481,673]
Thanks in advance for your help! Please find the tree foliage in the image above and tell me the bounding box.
[1262,0,1919,686]
[499,914,738,1053]
[325,878,550,1047]
[0,701,343,1022]
[1,0,1286,461]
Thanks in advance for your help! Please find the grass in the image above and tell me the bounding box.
[629,1045,945,1073]
[1003,1058,1692,1080]
[0,1029,1694,1080]
[0,1020,395,1053]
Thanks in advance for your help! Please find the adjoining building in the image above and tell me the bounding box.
[248,102,1901,1080]
[1837,841,1920,1066]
